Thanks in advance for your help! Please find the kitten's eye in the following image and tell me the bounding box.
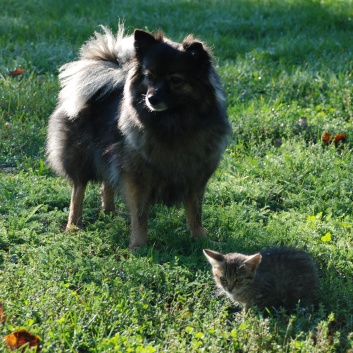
[236,278,243,283]
[219,276,227,283]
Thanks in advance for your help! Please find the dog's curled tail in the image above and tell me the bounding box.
[58,25,134,119]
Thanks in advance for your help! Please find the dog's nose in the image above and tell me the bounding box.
[145,89,168,111]
[147,92,161,106]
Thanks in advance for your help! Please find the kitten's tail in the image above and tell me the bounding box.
[58,24,135,119]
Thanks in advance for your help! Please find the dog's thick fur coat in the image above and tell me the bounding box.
[46,26,230,249]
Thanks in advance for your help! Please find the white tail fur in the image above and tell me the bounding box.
[58,25,135,119]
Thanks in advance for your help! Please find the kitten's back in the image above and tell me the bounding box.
[254,247,318,310]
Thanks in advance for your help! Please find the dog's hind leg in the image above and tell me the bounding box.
[100,181,116,215]
[184,187,207,239]
[66,183,86,231]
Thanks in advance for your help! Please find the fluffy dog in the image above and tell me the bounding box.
[46,25,230,250]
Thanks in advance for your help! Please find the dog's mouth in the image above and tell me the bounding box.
[145,97,168,112]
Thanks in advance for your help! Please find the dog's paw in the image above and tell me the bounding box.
[128,243,143,253]
[190,227,207,239]
[104,208,122,217]
[65,223,85,232]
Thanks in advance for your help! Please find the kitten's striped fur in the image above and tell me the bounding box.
[204,247,318,312]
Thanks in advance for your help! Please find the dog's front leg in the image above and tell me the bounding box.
[184,187,207,239]
[67,183,86,231]
[129,206,149,251]
[122,177,150,250]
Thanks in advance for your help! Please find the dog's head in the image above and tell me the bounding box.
[133,29,213,112]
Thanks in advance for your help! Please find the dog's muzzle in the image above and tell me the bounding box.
[145,91,168,112]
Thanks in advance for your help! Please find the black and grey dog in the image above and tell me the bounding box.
[46,25,230,250]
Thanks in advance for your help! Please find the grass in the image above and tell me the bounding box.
[1,0,353,351]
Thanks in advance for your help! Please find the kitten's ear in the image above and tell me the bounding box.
[134,29,161,58]
[244,253,262,272]
[203,249,225,267]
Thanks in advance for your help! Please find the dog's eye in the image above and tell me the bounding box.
[144,72,155,82]
[169,75,184,87]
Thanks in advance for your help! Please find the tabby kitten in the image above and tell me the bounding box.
[203,247,318,312]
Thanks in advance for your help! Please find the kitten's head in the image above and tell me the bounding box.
[203,249,262,296]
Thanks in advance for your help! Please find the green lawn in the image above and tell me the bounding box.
[1,0,353,351]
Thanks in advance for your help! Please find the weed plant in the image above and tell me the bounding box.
[1,0,353,351]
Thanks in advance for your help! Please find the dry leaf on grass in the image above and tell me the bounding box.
[3,329,40,352]
[321,132,347,146]
[8,68,26,77]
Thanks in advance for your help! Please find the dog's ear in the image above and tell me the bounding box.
[182,35,211,65]
[134,29,160,58]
